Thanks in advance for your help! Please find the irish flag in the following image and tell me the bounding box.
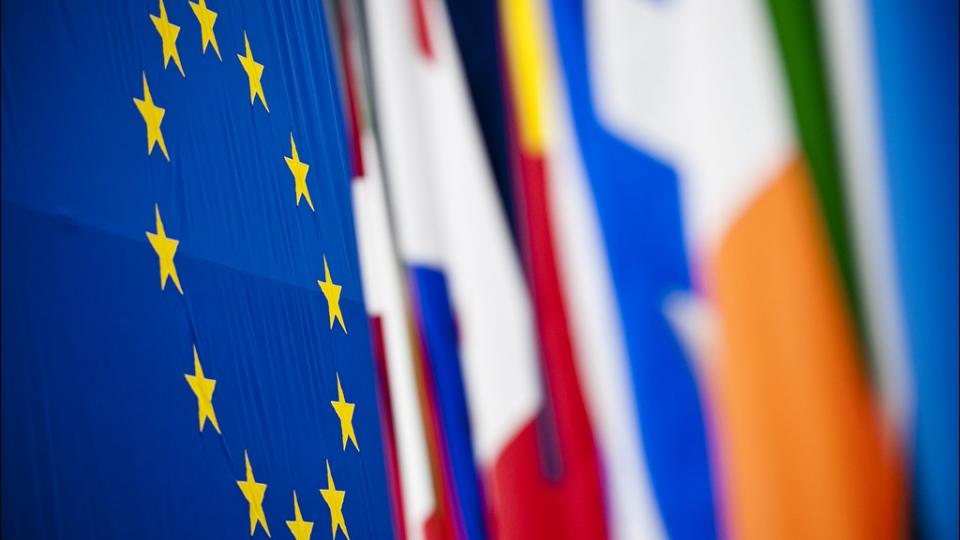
[521,0,906,537]
[665,0,904,537]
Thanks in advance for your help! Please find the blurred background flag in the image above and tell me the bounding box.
[363,0,519,537]
[508,0,908,537]
[609,0,903,537]
[501,0,721,537]
[815,0,914,464]
[332,1,439,539]
[360,0,609,538]
[783,2,960,536]
[3,0,956,539]
[1,0,395,538]
[843,1,957,537]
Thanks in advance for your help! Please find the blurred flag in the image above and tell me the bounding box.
[510,0,908,538]
[333,2,438,540]
[500,0,719,538]
[815,0,913,460]
[363,0,555,539]
[765,0,911,533]
[637,0,899,537]
[443,0,518,244]
[362,0,486,537]
[817,0,958,537]
[1,0,395,538]
[765,0,869,358]
[870,3,958,537]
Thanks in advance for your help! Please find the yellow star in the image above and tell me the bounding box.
[146,204,183,294]
[189,0,221,61]
[285,133,314,211]
[319,460,349,540]
[316,256,346,333]
[184,345,220,434]
[286,491,314,540]
[330,374,358,452]
[238,31,269,112]
[237,450,271,537]
[133,72,169,161]
[150,0,185,77]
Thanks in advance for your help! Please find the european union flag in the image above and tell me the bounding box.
[1,1,394,538]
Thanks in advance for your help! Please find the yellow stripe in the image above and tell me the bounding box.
[499,0,547,152]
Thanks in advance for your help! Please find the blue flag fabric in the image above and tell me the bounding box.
[547,1,718,538]
[1,1,394,538]
[868,1,959,538]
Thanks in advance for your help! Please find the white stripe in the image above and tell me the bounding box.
[547,63,668,540]
[419,0,542,465]
[541,1,668,537]
[815,0,912,438]
[352,132,436,540]
[365,0,542,467]
[364,0,442,265]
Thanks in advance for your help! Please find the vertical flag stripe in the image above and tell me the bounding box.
[585,1,898,538]
[764,0,868,351]
[364,1,548,538]
[544,0,720,537]
[500,0,548,152]
[370,315,408,540]
[867,0,959,537]
[763,10,909,537]
[641,0,904,536]
[344,1,439,532]
[337,3,365,179]
[406,295,459,540]
[542,68,668,539]
[814,0,913,446]
[710,157,900,539]
[411,0,434,59]
[408,267,486,540]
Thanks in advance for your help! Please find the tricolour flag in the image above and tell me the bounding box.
[661,0,901,537]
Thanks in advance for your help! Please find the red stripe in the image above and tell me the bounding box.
[483,46,609,540]
[336,3,365,179]
[369,316,408,540]
[410,0,434,59]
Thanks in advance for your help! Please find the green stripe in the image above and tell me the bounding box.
[765,0,871,370]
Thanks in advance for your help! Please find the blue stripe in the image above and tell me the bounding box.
[547,1,717,538]
[408,266,486,540]
[868,1,959,538]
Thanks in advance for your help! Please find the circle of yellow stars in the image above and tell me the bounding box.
[134,1,361,538]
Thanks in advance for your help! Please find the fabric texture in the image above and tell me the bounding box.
[1,1,394,538]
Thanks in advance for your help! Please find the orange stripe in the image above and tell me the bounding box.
[708,157,903,540]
